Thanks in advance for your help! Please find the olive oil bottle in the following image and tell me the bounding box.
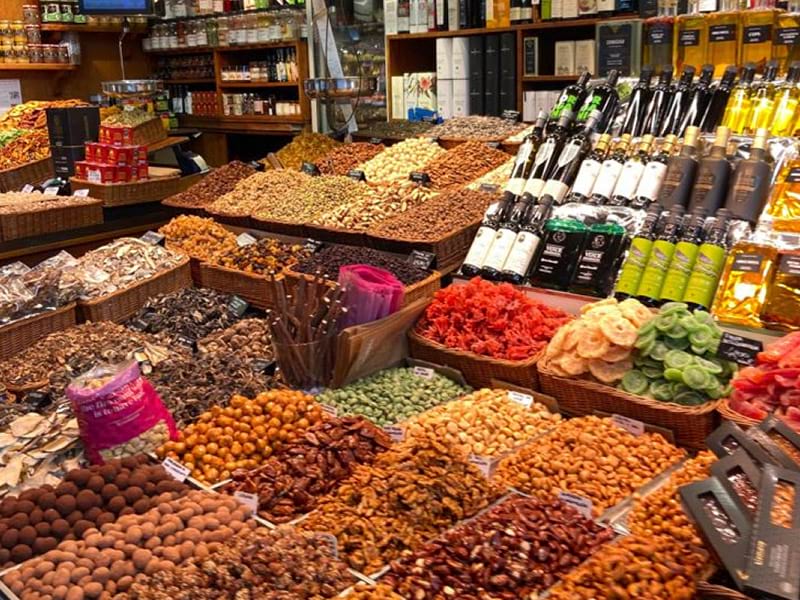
[769,62,800,136]
[674,0,709,73]
[766,153,800,232]
[683,208,732,310]
[614,203,663,299]
[659,206,708,303]
[636,205,686,305]
[721,63,757,133]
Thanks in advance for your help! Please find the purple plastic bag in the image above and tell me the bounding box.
[338,264,404,327]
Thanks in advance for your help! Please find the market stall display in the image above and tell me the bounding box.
[360,137,445,184]
[290,245,432,286]
[197,318,274,365]
[425,116,527,144]
[315,142,384,176]
[266,132,340,171]
[158,215,238,263]
[0,192,103,242]
[207,238,311,276]
[161,161,257,211]
[419,140,510,190]
[207,169,311,221]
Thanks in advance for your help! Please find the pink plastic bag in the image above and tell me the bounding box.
[338,265,404,328]
[66,360,178,464]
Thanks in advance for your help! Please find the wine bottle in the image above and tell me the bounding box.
[609,135,654,207]
[540,111,601,204]
[548,72,592,126]
[659,65,696,136]
[620,66,654,136]
[658,126,700,209]
[500,195,555,284]
[480,190,538,279]
[564,133,612,204]
[631,135,676,210]
[636,205,687,305]
[640,66,674,136]
[683,208,732,310]
[588,135,630,205]
[520,110,573,202]
[659,206,709,303]
[699,65,738,132]
[576,69,620,133]
[743,60,780,134]
[569,212,628,297]
[461,201,507,276]
[678,63,714,135]
[770,62,800,136]
[689,126,732,214]
[614,203,663,300]
[724,128,771,224]
[503,110,547,200]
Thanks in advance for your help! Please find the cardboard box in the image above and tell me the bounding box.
[451,36,470,78]
[555,41,576,75]
[75,161,88,180]
[706,421,781,467]
[391,76,406,119]
[436,38,453,79]
[523,36,539,77]
[404,72,438,120]
[468,36,485,115]
[86,163,116,184]
[575,39,596,75]
[452,78,470,117]
[758,415,800,472]
[137,164,149,180]
[711,449,763,518]
[46,106,100,147]
[437,79,454,119]
[51,145,86,177]
[484,34,500,116]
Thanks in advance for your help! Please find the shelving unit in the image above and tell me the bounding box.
[0,63,78,71]
[40,22,148,33]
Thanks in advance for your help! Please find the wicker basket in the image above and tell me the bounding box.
[0,303,77,361]
[198,263,282,309]
[77,257,191,323]
[303,223,368,247]
[367,221,481,275]
[129,118,168,147]
[203,209,253,229]
[408,330,541,390]
[437,136,509,150]
[0,158,54,193]
[70,171,206,207]
[695,583,752,600]
[250,216,307,238]
[717,398,759,428]
[0,198,103,241]
[164,243,203,285]
[537,361,721,450]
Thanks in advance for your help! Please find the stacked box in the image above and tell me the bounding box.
[76,142,149,184]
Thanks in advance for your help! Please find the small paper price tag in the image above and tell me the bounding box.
[716,331,763,366]
[73,188,90,197]
[87,170,101,183]
[251,358,276,374]
[508,391,534,408]
[407,250,436,270]
[479,183,500,194]
[558,491,593,519]
[303,238,324,253]
[233,491,259,514]
[162,457,191,482]
[301,161,320,176]
[227,295,249,317]
[485,141,500,149]
[383,425,405,442]
[611,414,645,436]
[502,109,521,122]
[21,184,34,193]
[44,186,60,196]
[140,230,166,246]
[409,171,431,185]
[369,137,383,145]
[237,232,257,247]
[469,454,499,478]
[413,366,434,379]
[348,169,366,182]
[321,404,338,417]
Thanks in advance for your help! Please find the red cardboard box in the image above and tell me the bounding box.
[86,163,116,184]
[75,161,88,179]
[115,166,131,183]
[137,164,148,180]
[108,145,133,166]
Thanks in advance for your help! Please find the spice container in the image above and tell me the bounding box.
[22,5,39,24]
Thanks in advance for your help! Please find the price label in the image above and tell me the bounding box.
[502,109,521,122]
[21,184,34,193]
[407,250,436,271]
[227,295,249,317]
[140,230,166,246]
[469,454,500,478]
[321,404,338,417]
[162,457,191,482]
[413,366,434,379]
[716,331,763,366]
[479,183,500,194]
[348,169,366,182]
[409,171,431,186]
[251,358,276,374]
[175,334,196,350]
[383,425,405,442]
[24,390,51,410]
[611,414,645,436]
[128,318,150,332]
[485,141,501,149]
[508,391,534,408]
[248,160,266,172]
[73,188,90,197]
[44,186,60,196]
[88,169,102,183]
[237,232,258,247]
[304,238,324,254]
[369,137,384,145]
[233,491,259,514]
[558,491,593,519]
[301,161,320,176]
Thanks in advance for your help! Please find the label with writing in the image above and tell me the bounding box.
[410,171,431,185]
[175,334,197,350]
[731,253,763,273]
[128,319,150,332]
[508,390,534,408]
[369,137,384,145]
[227,295,249,317]
[413,366,435,379]
[348,169,367,181]
[646,22,672,45]
[787,168,800,183]
[408,250,436,270]
[716,331,763,366]
[248,160,265,172]
[479,183,500,194]
[469,454,500,478]
[321,404,338,417]
[237,232,258,247]
[597,23,633,73]
[744,25,772,43]
[162,457,191,482]
[44,186,60,196]
[140,230,166,246]
[251,358,276,374]
[611,414,645,436]
[87,169,102,184]
[21,184,34,193]
[779,255,800,277]
[383,425,406,442]
[502,109,521,122]
[303,238,324,254]
[486,141,501,149]
[558,491,593,519]
[301,161,320,176]
[73,188,90,197]
[709,24,737,42]
[678,29,701,46]
[776,27,800,45]
[233,491,259,514]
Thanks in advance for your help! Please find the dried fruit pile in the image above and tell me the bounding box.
[158,215,237,261]
[415,277,571,361]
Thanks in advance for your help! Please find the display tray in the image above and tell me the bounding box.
[198,263,283,309]
[303,222,369,247]
[70,171,206,207]
[408,330,541,390]
[77,257,192,323]
[0,158,53,193]
[537,361,721,451]
[250,215,307,239]
[0,303,77,362]
[716,398,759,429]
[0,198,104,242]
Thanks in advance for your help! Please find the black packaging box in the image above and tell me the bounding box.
[758,415,800,472]
[711,449,763,518]
[468,36,485,115]
[745,465,800,600]
[46,107,100,147]
[706,421,785,467]
[499,32,516,112]
[484,34,500,116]
[52,145,86,177]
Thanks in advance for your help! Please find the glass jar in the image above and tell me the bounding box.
[217,16,229,46]
[176,20,187,47]
[43,43,58,63]
[58,44,69,63]
[11,22,25,46]
[0,22,10,47]
[246,13,258,44]
[25,25,41,44]
[257,12,269,42]
[22,5,39,25]
[267,13,281,41]
[174,0,188,18]
[206,17,218,47]
[230,14,243,45]
[28,44,43,62]
[42,2,61,22]
[59,2,74,22]
[168,21,178,48]
[281,11,297,40]
[13,45,29,63]
[196,18,208,46]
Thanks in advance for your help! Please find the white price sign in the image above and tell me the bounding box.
[383,425,405,442]
[558,491,594,519]
[43,186,59,196]
[233,491,259,514]
[469,454,500,479]
[73,188,90,197]
[162,457,191,482]
[21,184,34,193]
[611,414,645,436]
[413,366,434,379]
[507,391,534,408]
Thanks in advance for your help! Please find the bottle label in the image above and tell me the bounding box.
[556,142,581,170]
[731,252,763,273]
[612,161,646,201]
[522,178,546,198]
[577,94,603,122]
[483,228,519,271]
[660,242,700,301]
[709,24,737,42]
[541,180,570,204]
[637,240,677,298]
[506,177,527,196]
[779,254,800,276]
[503,230,542,276]
[463,225,497,269]
[786,167,800,184]
[647,22,672,46]
[776,27,800,45]
[591,160,624,199]
[678,29,700,46]
[684,244,726,307]
[743,25,772,44]
[551,93,579,120]
[573,235,610,286]
[535,242,566,277]
[571,159,602,197]
[614,238,654,296]
[635,161,667,203]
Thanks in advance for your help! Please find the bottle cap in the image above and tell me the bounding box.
[752,128,769,150]
[713,126,731,147]
[683,126,700,147]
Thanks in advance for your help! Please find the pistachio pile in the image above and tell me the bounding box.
[208,170,311,218]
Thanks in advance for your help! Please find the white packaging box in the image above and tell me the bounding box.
[391,75,406,119]
[404,72,438,116]
[575,39,595,75]
[561,0,578,19]
[523,91,537,121]
[436,38,453,79]
[555,41,576,75]
[452,78,469,116]
[385,0,399,34]
[437,79,454,119]
[451,36,470,78]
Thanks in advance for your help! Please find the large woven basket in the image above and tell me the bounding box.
[717,398,759,428]
[250,216,307,238]
[198,263,282,309]
[164,243,203,285]
[0,303,77,361]
[77,257,191,323]
[129,118,168,147]
[203,209,253,229]
[303,223,368,247]
[408,330,541,390]
[695,583,752,599]
[537,361,721,450]
[0,158,54,193]
[0,198,103,241]
[70,171,205,207]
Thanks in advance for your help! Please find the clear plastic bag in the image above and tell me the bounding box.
[338,265,404,328]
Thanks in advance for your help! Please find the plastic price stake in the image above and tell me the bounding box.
[558,491,593,519]
[407,250,436,270]
[162,457,191,482]
[21,184,34,193]
[348,169,366,182]
[508,391,534,408]
[321,404,338,417]
[228,295,249,317]
[304,238,324,253]
[413,366,434,379]
[251,358,276,374]
[237,232,257,247]
[486,141,500,149]
[479,183,500,193]
[233,491,259,514]
[140,230,166,246]
[73,188,90,197]
[716,331,763,366]
[469,455,500,478]
[502,109,521,122]
[383,425,405,442]
[43,186,60,196]
[369,137,383,145]
[409,171,431,185]
[611,414,645,436]
[302,162,320,176]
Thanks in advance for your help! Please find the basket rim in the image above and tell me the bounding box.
[0,302,76,334]
[537,360,722,416]
[0,156,52,175]
[716,397,760,427]
[284,262,440,289]
[304,221,370,235]
[199,260,285,283]
[409,329,542,368]
[367,218,482,246]
[77,256,190,308]
[0,197,103,215]
[71,174,180,188]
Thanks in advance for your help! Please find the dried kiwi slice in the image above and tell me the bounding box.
[664,367,685,382]
[655,312,679,332]
[694,356,724,375]
[665,350,693,370]
[664,335,691,350]
[621,370,649,395]
[650,341,670,362]
[650,379,674,402]
[682,365,711,391]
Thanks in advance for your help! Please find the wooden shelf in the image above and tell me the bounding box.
[144,46,214,55]
[147,136,190,153]
[178,114,307,134]
[218,81,299,88]
[146,40,300,55]
[163,78,216,84]
[0,63,78,71]
[522,74,581,82]
[41,23,147,33]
